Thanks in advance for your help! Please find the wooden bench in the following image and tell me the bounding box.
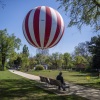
[49,78,70,91]
[39,76,50,86]
[39,76,70,91]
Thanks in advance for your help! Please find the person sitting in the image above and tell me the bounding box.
[56,72,67,91]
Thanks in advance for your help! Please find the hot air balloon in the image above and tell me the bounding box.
[22,6,64,49]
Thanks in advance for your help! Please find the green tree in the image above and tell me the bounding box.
[18,53,29,71]
[74,56,87,70]
[56,0,100,32]
[29,57,37,69]
[8,52,18,68]
[22,45,29,57]
[74,42,90,58]
[88,35,100,69]
[35,54,43,64]
[14,56,22,68]
[0,29,21,70]
[63,52,72,69]
[49,52,63,69]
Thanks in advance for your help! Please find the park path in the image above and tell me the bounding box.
[9,70,100,100]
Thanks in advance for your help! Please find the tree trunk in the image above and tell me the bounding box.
[2,56,5,71]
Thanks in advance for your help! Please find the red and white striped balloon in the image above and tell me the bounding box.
[22,6,65,49]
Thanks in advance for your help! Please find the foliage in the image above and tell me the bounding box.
[74,56,88,70]
[14,56,22,68]
[74,42,90,58]
[35,54,45,64]
[63,52,73,69]
[0,29,21,70]
[22,44,29,57]
[29,57,37,69]
[20,53,29,70]
[56,0,100,32]
[88,35,100,69]
[49,52,63,69]
[8,52,18,68]
[35,65,44,70]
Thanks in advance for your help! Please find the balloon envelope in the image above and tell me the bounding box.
[22,6,65,49]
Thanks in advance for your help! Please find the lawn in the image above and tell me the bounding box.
[0,70,88,100]
[27,70,100,89]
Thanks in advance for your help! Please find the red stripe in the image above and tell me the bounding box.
[44,7,52,47]
[22,26,32,46]
[47,10,61,48]
[25,10,37,47]
[33,7,41,47]
[50,26,64,48]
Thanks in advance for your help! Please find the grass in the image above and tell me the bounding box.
[0,70,89,100]
[27,70,100,89]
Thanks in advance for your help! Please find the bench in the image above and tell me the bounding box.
[39,76,50,86]
[49,78,70,91]
[39,76,70,91]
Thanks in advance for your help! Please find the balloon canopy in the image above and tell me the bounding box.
[22,6,65,49]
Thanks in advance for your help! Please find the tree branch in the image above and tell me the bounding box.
[93,0,100,7]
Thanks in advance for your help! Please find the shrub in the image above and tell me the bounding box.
[35,65,44,70]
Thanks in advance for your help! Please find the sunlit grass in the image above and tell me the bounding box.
[27,70,100,89]
[0,70,88,100]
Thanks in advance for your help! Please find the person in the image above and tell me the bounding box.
[56,72,66,91]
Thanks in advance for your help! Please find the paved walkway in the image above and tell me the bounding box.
[9,70,40,80]
[9,70,100,100]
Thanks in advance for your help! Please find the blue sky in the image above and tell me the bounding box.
[0,0,98,56]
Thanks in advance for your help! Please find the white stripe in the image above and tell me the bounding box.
[49,11,64,48]
[39,6,46,49]
[22,18,35,47]
[45,7,57,48]
[28,9,39,48]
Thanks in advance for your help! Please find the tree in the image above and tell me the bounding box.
[14,56,22,69]
[0,29,21,70]
[74,56,87,71]
[22,45,29,57]
[35,54,43,64]
[74,42,91,58]
[63,53,72,69]
[8,52,18,68]
[29,57,37,69]
[88,35,100,69]
[56,0,100,32]
[49,52,63,69]
[21,54,29,71]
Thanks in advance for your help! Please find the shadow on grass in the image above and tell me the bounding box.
[0,79,89,100]
[70,74,88,77]
[77,82,100,89]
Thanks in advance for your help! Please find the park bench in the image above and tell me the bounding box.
[39,76,50,86]
[49,78,70,91]
[39,76,70,91]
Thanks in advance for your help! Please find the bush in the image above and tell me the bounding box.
[35,65,44,70]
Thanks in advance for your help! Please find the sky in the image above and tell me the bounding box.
[0,0,98,56]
